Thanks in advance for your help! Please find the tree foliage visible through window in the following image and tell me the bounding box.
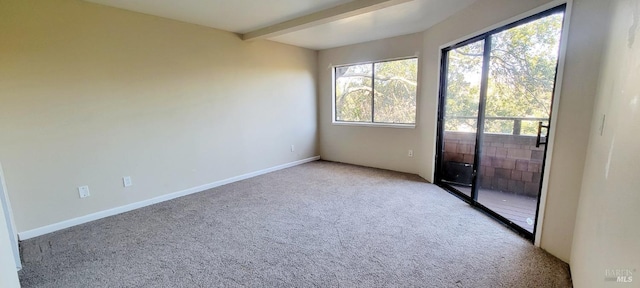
[444,12,564,135]
[335,58,417,124]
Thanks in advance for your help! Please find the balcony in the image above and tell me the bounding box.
[441,117,547,232]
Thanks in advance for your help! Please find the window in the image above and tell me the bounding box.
[334,58,418,126]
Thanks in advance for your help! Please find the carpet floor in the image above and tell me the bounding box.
[18,161,572,287]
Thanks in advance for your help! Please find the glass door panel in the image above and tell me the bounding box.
[436,5,567,239]
[440,40,485,198]
[476,12,565,233]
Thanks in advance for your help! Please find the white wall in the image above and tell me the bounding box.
[0,0,318,233]
[318,33,423,174]
[0,164,20,269]
[0,199,20,287]
[570,0,640,286]
[319,0,611,263]
[536,0,611,263]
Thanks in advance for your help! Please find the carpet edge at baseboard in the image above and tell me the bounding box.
[17,156,321,240]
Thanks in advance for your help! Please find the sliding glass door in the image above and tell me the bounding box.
[439,40,484,198]
[436,5,566,239]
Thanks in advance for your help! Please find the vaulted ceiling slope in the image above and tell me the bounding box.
[85,0,478,50]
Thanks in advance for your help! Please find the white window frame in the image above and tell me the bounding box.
[331,57,419,128]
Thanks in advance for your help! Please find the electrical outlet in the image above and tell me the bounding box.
[408,149,414,157]
[78,185,90,198]
[291,145,295,152]
[123,176,132,187]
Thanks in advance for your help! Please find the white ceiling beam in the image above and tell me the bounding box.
[242,0,413,41]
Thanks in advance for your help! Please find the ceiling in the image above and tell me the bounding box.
[85,0,478,50]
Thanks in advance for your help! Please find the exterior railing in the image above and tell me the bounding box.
[442,117,549,196]
[445,116,549,135]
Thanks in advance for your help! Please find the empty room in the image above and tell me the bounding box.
[0,0,638,287]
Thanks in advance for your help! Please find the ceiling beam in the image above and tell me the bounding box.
[242,0,413,41]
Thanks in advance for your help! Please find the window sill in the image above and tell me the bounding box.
[331,121,416,129]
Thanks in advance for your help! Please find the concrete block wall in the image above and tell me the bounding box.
[443,131,544,196]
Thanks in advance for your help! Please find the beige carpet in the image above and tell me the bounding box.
[18,161,572,287]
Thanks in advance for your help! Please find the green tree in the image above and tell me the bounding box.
[335,64,373,122]
[335,58,417,124]
[445,40,484,132]
[445,13,564,135]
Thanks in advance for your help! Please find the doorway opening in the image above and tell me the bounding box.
[435,4,566,240]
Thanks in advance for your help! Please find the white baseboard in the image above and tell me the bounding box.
[18,156,320,240]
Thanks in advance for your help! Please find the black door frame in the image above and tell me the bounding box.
[434,4,567,242]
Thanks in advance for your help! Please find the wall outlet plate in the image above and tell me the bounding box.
[123,176,132,187]
[408,149,414,157]
[78,186,90,198]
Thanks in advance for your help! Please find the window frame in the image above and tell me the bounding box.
[332,57,419,128]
